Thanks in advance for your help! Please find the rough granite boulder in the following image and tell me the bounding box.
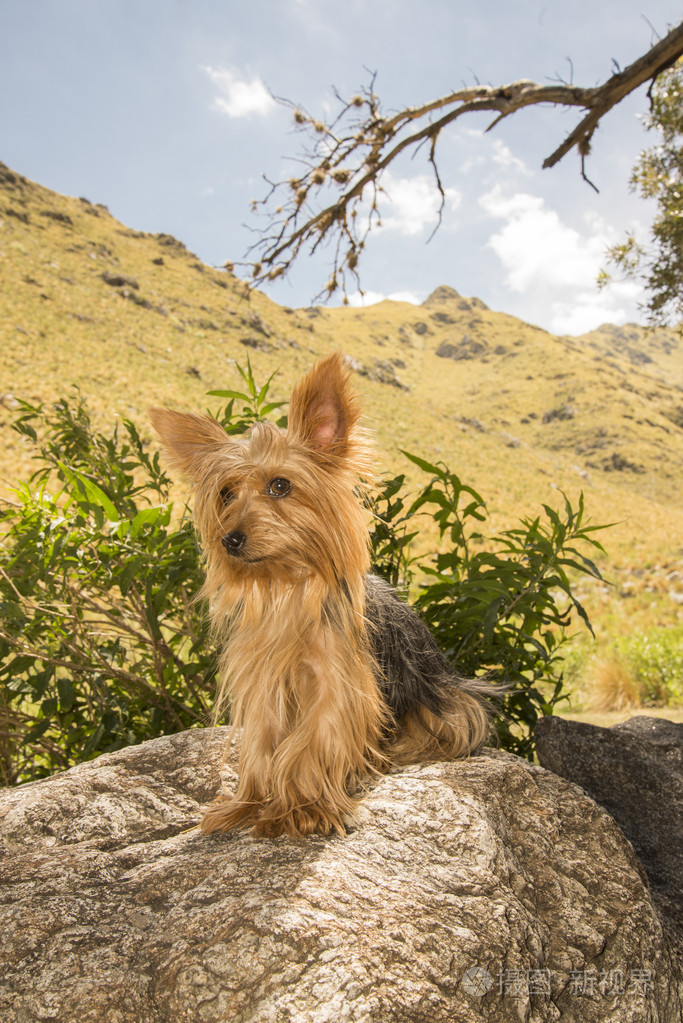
[535,714,683,943]
[1,728,681,1023]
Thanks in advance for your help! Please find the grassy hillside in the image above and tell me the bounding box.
[1,161,682,713]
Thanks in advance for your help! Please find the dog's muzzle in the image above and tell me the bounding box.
[222,531,247,556]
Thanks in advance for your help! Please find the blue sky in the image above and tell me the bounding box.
[1,0,680,334]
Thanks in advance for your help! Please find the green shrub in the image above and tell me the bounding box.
[369,454,609,758]
[0,364,608,783]
[0,363,286,785]
[612,627,683,706]
[0,397,210,784]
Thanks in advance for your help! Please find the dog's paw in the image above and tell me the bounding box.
[253,799,350,838]
[200,794,262,834]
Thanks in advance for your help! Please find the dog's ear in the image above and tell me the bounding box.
[288,352,360,457]
[149,408,229,479]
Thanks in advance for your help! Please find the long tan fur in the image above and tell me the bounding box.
[151,352,490,838]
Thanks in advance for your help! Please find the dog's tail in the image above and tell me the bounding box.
[388,676,499,763]
[364,575,506,763]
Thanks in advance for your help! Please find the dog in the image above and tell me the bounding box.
[151,352,494,837]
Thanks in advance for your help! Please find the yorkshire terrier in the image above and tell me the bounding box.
[151,352,494,838]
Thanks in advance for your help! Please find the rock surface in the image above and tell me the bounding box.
[535,714,683,944]
[1,728,681,1023]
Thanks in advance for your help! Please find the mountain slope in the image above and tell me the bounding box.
[1,161,682,642]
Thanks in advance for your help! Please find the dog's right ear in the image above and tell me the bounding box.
[288,351,360,458]
[149,408,229,479]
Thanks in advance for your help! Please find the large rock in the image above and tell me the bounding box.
[535,714,683,942]
[435,336,488,361]
[1,729,680,1022]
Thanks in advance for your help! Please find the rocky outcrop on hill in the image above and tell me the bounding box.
[436,335,488,361]
[1,728,680,1022]
[422,285,489,312]
[345,356,409,390]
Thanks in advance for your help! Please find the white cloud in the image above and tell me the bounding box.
[546,282,643,336]
[204,66,275,118]
[490,139,529,174]
[346,289,423,307]
[480,188,602,291]
[387,289,423,304]
[479,186,645,334]
[459,130,529,176]
[380,172,461,237]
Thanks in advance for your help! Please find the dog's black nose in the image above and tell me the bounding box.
[222,531,247,556]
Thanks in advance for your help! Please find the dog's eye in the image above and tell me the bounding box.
[219,486,234,505]
[268,477,291,498]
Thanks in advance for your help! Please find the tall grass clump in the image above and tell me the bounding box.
[592,626,683,710]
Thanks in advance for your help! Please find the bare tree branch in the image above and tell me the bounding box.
[542,22,683,168]
[242,21,683,301]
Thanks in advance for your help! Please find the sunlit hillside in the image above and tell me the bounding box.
[1,160,682,716]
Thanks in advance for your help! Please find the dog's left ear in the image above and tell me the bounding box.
[149,408,230,480]
[288,352,360,457]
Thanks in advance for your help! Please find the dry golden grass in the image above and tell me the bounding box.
[588,658,642,712]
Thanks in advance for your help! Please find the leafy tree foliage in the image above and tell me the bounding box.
[603,60,683,323]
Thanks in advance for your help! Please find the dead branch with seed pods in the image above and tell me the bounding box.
[243,20,683,302]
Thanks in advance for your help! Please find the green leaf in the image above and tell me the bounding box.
[57,677,77,711]
[129,505,171,538]
[401,450,445,477]
[257,369,279,404]
[236,357,258,397]
[207,389,252,400]
[483,597,505,648]
[57,462,120,522]
[259,400,286,416]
